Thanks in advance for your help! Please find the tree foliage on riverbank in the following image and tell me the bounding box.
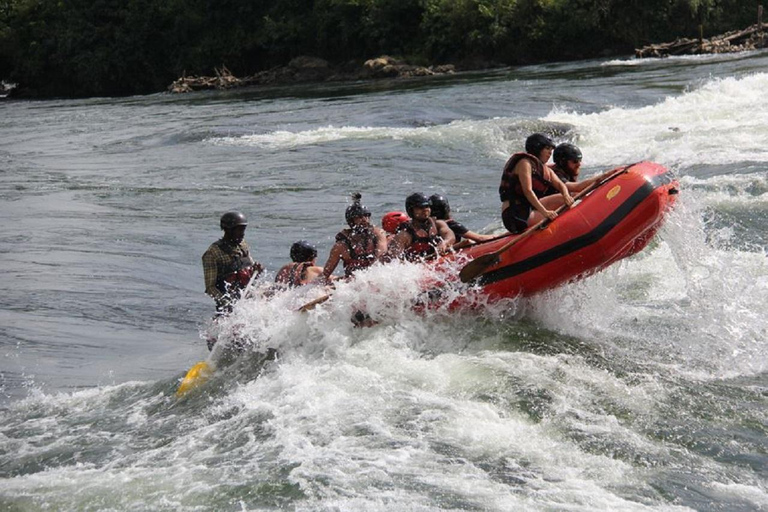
[0,0,762,97]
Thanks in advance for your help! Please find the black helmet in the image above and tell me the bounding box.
[290,240,317,263]
[220,211,248,230]
[428,194,450,220]
[405,192,431,218]
[525,133,556,156]
[345,193,371,226]
[553,143,582,169]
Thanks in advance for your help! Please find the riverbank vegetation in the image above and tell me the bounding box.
[0,0,763,98]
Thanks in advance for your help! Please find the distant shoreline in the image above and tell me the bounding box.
[165,20,768,95]
[166,55,502,94]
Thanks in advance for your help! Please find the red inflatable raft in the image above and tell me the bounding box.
[434,161,679,305]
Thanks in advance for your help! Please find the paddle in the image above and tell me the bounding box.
[297,293,331,312]
[458,165,632,283]
[176,360,214,397]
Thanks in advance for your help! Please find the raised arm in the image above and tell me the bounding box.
[321,242,346,282]
[435,220,456,254]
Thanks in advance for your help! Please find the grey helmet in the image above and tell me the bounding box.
[345,193,371,226]
[553,143,582,169]
[290,240,317,262]
[405,192,431,217]
[220,211,248,230]
[525,133,556,156]
[428,194,450,220]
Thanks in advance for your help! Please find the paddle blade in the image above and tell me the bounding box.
[176,361,213,397]
[459,253,500,283]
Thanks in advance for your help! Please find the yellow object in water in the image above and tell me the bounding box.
[176,361,214,397]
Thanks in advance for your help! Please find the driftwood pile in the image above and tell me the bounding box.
[167,56,457,94]
[168,66,249,93]
[636,22,768,58]
[0,81,16,98]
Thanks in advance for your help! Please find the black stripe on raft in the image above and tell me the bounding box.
[478,170,676,286]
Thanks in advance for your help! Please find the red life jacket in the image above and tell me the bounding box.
[336,228,377,277]
[215,240,254,294]
[499,152,554,204]
[223,267,253,288]
[400,218,439,261]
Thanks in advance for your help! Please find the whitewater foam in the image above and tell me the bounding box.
[525,189,768,380]
[207,72,768,176]
[602,50,762,67]
[544,73,768,168]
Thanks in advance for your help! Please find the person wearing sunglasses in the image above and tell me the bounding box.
[551,143,617,194]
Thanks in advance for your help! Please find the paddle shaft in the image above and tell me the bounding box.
[297,293,331,312]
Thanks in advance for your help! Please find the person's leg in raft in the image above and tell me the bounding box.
[529,194,568,225]
[502,205,530,234]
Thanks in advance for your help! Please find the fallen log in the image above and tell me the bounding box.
[167,66,243,93]
[636,21,768,58]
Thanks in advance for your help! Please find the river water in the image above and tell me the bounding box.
[1,50,767,510]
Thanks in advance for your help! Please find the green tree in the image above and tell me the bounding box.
[421,0,518,62]
[0,0,763,97]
